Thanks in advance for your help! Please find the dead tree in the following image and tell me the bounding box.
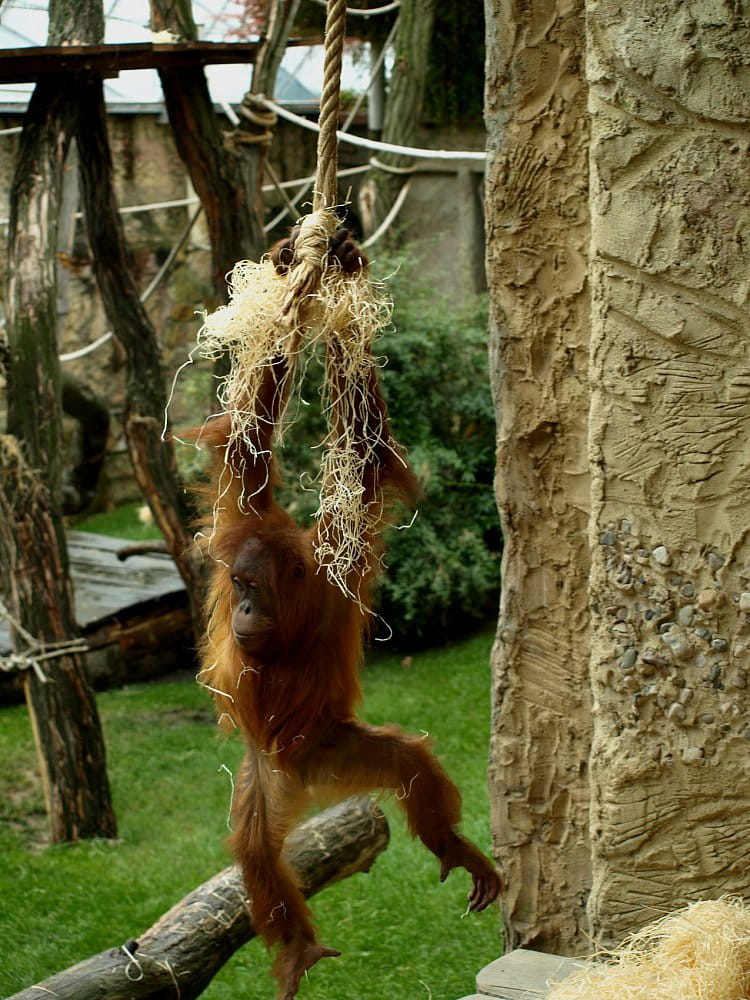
[2,11,116,840]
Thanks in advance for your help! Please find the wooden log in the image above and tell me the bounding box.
[7,796,389,1000]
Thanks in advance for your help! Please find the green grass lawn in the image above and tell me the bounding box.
[71,500,163,541]
[0,632,500,999]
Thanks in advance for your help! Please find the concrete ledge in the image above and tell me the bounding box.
[459,949,586,999]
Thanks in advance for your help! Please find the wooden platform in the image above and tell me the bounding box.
[460,949,586,999]
[1,531,192,696]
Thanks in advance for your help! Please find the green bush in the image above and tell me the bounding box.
[375,255,500,643]
[278,254,500,645]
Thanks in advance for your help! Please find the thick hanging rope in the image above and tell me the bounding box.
[278,0,347,335]
[194,0,406,601]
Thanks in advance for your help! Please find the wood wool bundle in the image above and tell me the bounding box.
[196,212,402,602]
[548,898,750,1000]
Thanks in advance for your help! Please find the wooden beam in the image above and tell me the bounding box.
[0,39,311,84]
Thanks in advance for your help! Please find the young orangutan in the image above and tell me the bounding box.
[197,230,500,999]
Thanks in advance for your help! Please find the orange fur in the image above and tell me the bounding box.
[196,279,499,1000]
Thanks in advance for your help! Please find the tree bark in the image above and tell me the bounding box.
[8,797,389,1000]
[1,0,117,843]
[586,1,750,945]
[0,439,116,841]
[73,71,205,635]
[150,0,267,298]
[484,0,591,953]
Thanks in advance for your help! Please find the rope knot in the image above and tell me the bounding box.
[278,209,340,332]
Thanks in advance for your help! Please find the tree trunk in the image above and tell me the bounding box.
[1,0,117,842]
[8,797,388,1000]
[362,0,435,234]
[484,0,592,953]
[150,0,267,297]
[586,1,750,945]
[0,438,116,841]
[73,71,205,635]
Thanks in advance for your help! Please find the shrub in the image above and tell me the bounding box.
[374,255,500,643]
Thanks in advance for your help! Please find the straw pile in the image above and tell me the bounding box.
[548,898,750,1000]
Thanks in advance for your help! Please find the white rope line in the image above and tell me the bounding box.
[220,100,240,126]
[59,331,114,363]
[368,153,417,174]
[140,204,203,304]
[263,98,487,161]
[266,162,369,192]
[0,195,200,227]
[308,0,401,14]
[361,175,412,248]
[0,126,22,136]
[263,158,300,222]
[340,13,399,133]
[0,599,89,679]
[59,204,203,363]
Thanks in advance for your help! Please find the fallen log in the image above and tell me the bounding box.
[8,796,388,999]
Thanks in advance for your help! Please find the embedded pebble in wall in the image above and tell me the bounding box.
[708,552,725,572]
[616,606,629,621]
[682,746,704,763]
[698,589,716,609]
[731,671,747,690]
[681,583,695,598]
[740,592,750,612]
[620,648,638,670]
[667,702,686,723]
[620,519,631,534]
[679,687,693,705]
[652,545,671,566]
[700,713,715,724]
[709,663,722,682]
[641,650,669,668]
[600,530,616,546]
[695,627,712,641]
[662,632,689,658]
[617,564,633,587]
[711,638,729,652]
[677,605,695,626]
[720,700,740,718]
